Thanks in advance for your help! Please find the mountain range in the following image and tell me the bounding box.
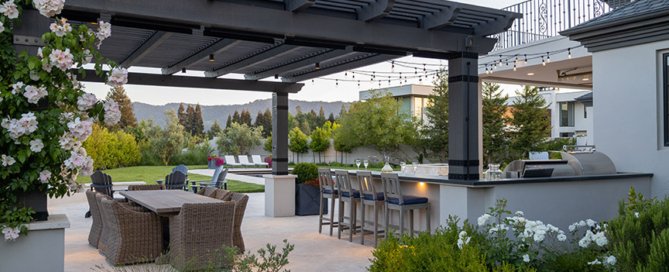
[132,99,347,129]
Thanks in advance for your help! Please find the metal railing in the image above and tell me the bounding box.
[491,0,634,51]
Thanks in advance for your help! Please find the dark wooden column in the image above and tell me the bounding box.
[272,92,289,175]
[448,52,480,180]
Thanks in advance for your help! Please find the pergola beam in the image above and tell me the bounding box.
[284,0,315,12]
[244,47,358,80]
[420,5,460,30]
[79,70,303,93]
[281,53,397,82]
[162,39,241,75]
[357,0,395,22]
[63,0,501,55]
[205,44,302,78]
[119,31,172,68]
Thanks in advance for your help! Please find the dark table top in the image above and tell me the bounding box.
[119,190,223,215]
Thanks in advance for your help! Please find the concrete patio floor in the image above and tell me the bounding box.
[50,190,375,272]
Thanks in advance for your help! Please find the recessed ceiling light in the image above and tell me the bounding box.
[527,73,535,76]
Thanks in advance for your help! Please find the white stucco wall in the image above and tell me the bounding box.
[592,39,669,198]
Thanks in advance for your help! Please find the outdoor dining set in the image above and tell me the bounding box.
[317,169,431,247]
[85,165,249,270]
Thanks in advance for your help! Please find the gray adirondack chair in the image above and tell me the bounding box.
[164,171,188,190]
[192,166,229,191]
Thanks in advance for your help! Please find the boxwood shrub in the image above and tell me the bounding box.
[292,163,319,184]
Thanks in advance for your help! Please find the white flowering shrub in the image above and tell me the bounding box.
[1,0,127,241]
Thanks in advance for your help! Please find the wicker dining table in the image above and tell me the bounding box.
[119,190,223,216]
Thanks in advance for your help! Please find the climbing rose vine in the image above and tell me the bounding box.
[0,0,127,241]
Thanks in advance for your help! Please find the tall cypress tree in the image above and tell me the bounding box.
[185,104,196,135]
[328,112,335,124]
[177,103,188,128]
[226,114,232,130]
[254,110,264,128]
[263,108,272,137]
[106,86,137,129]
[420,69,449,163]
[509,85,550,158]
[317,106,326,128]
[339,104,347,119]
[193,103,204,136]
[482,82,509,166]
[232,110,241,124]
[208,119,223,139]
[240,109,252,127]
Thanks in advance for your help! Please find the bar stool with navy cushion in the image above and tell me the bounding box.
[381,173,430,237]
[335,170,361,242]
[357,171,386,246]
[318,168,339,236]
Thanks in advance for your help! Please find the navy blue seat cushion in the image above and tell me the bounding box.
[387,195,428,205]
[341,189,360,198]
[363,192,385,201]
[323,188,338,194]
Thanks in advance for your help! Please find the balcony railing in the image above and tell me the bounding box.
[491,0,634,51]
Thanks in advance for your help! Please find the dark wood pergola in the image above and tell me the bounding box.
[17,0,520,179]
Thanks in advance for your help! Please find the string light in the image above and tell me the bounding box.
[352,71,355,79]
[568,48,572,59]
[209,54,215,62]
[373,71,376,79]
[336,79,338,88]
[358,80,360,88]
[311,79,314,85]
[485,65,489,74]
[524,54,528,65]
[391,61,395,72]
[388,76,391,85]
[513,63,517,71]
[542,56,545,66]
[423,64,426,74]
[547,52,551,63]
[344,71,347,77]
[415,67,417,75]
[315,62,320,70]
[499,56,502,66]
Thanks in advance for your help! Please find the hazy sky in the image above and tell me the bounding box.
[85,0,526,106]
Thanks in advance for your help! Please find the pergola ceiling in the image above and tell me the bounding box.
[58,0,520,88]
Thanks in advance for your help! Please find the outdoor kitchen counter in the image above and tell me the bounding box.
[338,170,653,234]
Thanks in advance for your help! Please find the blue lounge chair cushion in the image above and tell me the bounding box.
[363,192,385,201]
[387,195,428,205]
[341,189,360,198]
[323,188,338,194]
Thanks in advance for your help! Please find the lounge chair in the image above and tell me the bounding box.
[224,155,242,168]
[251,155,269,168]
[237,155,255,168]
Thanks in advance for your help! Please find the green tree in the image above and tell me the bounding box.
[232,110,241,124]
[105,85,137,130]
[509,85,550,158]
[262,108,272,137]
[226,114,232,130]
[207,119,223,139]
[254,110,264,129]
[216,122,263,155]
[317,106,326,128]
[309,127,330,163]
[177,103,188,129]
[150,109,186,165]
[288,127,309,163]
[339,104,347,120]
[328,112,336,124]
[264,134,273,153]
[241,109,253,127]
[193,103,204,137]
[299,119,312,136]
[337,90,419,158]
[420,70,449,163]
[482,82,509,166]
[184,104,196,135]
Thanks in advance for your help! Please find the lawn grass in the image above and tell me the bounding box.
[76,165,264,193]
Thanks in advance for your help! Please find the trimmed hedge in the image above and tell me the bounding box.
[292,163,318,184]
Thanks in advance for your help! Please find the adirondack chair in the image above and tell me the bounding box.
[224,155,242,168]
[191,166,229,191]
[164,171,188,190]
[85,171,117,218]
[172,164,188,175]
[237,155,255,168]
[251,155,269,168]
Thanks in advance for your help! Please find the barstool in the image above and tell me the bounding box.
[357,171,386,246]
[381,173,430,236]
[335,170,361,242]
[318,169,338,236]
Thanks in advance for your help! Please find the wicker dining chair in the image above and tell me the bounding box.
[128,184,166,191]
[169,201,236,271]
[97,193,147,254]
[214,189,234,201]
[196,186,218,198]
[86,190,103,248]
[229,192,249,253]
[99,198,163,266]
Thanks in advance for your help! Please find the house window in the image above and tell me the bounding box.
[664,53,669,146]
[560,132,574,138]
[560,102,575,127]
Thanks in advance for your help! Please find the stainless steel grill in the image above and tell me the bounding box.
[503,146,617,178]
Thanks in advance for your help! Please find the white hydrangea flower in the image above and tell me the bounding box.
[477,214,492,226]
[522,254,530,263]
[515,211,524,217]
[1,154,16,166]
[557,233,567,241]
[606,255,616,266]
[586,219,597,227]
[30,139,44,152]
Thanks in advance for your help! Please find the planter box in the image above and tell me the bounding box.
[12,190,49,221]
[208,160,216,169]
[295,184,327,216]
[0,214,69,272]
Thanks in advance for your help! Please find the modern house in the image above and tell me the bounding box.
[506,89,594,145]
[359,84,434,122]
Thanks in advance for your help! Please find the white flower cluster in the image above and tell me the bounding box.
[63,146,93,176]
[2,226,20,241]
[457,231,471,249]
[522,254,530,263]
[59,133,79,151]
[570,219,608,248]
[67,117,93,141]
[32,0,64,18]
[12,81,24,95]
[103,99,121,125]
[49,48,74,71]
[49,19,72,37]
[77,93,97,111]
[588,255,616,266]
[1,154,15,167]
[39,170,51,183]
[478,213,492,226]
[96,21,112,44]
[0,1,19,19]
[107,67,128,87]
[30,139,44,153]
[23,85,48,104]
[2,112,38,140]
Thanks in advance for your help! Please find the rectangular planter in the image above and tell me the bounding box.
[0,214,69,272]
[208,160,217,169]
[295,184,327,216]
[12,190,49,221]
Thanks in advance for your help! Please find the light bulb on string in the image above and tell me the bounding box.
[568,48,572,59]
[499,56,503,66]
[415,67,417,75]
[399,72,402,79]
[513,63,517,71]
[391,61,395,72]
[506,61,508,66]
[352,71,355,79]
[524,54,528,65]
[547,52,551,63]
[372,71,376,80]
[311,79,314,85]
[358,80,360,89]
[344,71,347,77]
[486,65,489,74]
[515,56,518,64]
[423,64,426,74]
[542,56,546,66]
